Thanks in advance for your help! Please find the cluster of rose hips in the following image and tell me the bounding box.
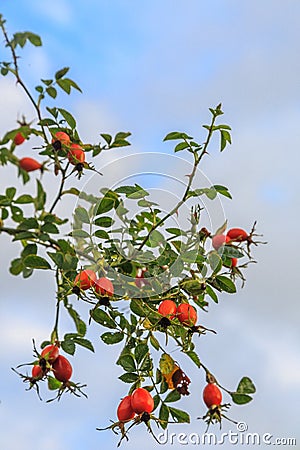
[212,227,250,264]
[112,380,225,441]
[72,269,114,300]
[31,344,72,383]
[13,342,88,402]
[117,388,154,422]
[14,130,86,173]
[158,299,197,326]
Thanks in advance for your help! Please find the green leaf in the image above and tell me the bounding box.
[72,337,94,352]
[74,206,90,224]
[77,320,87,337]
[163,131,192,141]
[46,107,58,118]
[56,78,71,94]
[13,232,36,241]
[41,78,53,86]
[205,187,217,200]
[115,185,139,195]
[165,389,181,403]
[23,267,33,279]
[65,305,86,336]
[215,275,237,293]
[115,132,131,140]
[208,252,223,273]
[9,258,23,276]
[135,343,149,365]
[237,377,256,394]
[159,403,169,429]
[55,67,70,80]
[181,249,198,263]
[148,229,164,247]
[27,32,42,47]
[185,350,201,368]
[139,354,152,372]
[213,184,232,199]
[205,285,218,303]
[46,86,57,98]
[150,334,160,351]
[119,372,139,383]
[117,354,136,372]
[21,244,37,258]
[35,179,46,211]
[169,259,184,277]
[231,393,253,405]
[61,340,76,355]
[58,108,76,129]
[14,194,34,204]
[5,187,16,200]
[101,332,124,345]
[38,118,57,127]
[10,206,23,223]
[95,198,115,214]
[1,208,9,220]
[169,407,190,423]
[221,245,244,258]
[130,299,150,317]
[153,394,161,411]
[127,187,149,200]
[64,78,82,93]
[90,309,116,329]
[181,279,205,295]
[23,255,51,270]
[220,129,232,151]
[215,220,228,236]
[71,229,90,238]
[166,228,185,236]
[100,133,112,145]
[62,187,80,197]
[41,223,59,234]
[94,230,109,240]
[47,252,64,268]
[48,376,62,391]
[174,141,189,152]
[94,216,114,228]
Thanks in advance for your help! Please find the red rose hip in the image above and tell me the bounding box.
[212,234,230,250]
[227,228,248,242]
[158,300,177,320]
[67,143,85,165]
[19,157,42,172]
[203,383,222,408]
[131,388,154,414]
[52,131,70,146]
[32,365,44,380]
[52,355,72,382]
[14,132,25,145]
[95,277,114,296]
[177,303,197,326]
[231,257,238,267]
[41,344,59,363]
[117,395,135,421]
[74,269,97,290]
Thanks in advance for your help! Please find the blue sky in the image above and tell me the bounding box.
[1,1,300,449]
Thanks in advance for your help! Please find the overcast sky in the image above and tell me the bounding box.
[0,2,300,449]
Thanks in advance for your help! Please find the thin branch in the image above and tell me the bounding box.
[49,167,68,213]
[137,112,218,252]
[0,20,48,143]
